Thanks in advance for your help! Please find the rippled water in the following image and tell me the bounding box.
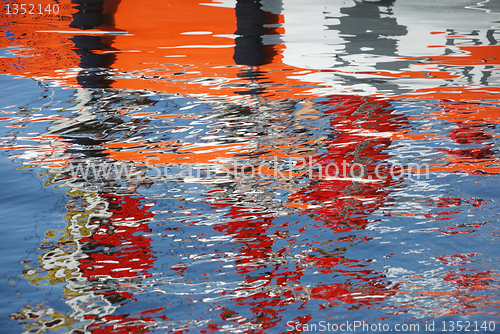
[1,0,499,333]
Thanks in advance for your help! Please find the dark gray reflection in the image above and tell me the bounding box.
[320,0,414,94]
[327,0,407,69]
[232,0,282,95]
[233,0,281,67]
[233,0,267,66]
[71,35,116,88]
[70,0,121,88]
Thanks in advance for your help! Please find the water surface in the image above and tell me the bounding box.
[1,0,499,333]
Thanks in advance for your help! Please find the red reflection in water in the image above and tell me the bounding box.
[79,194,156,279]
[78,193,158,333]
[430,254,499,317]
[438,122,496,166]
[426,197,488,234]
[197,95,405,332]
[288,96,406,231]
[87,313,162,334]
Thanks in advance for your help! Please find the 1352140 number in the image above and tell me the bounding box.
[441,321,496,332]
[4,4,60,15]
